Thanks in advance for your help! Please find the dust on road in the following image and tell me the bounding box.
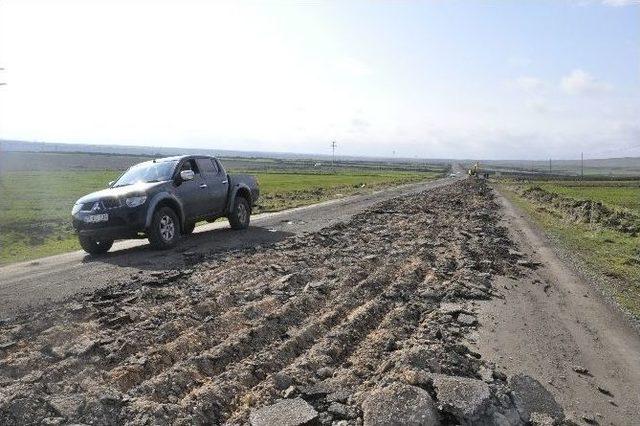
[1,180,565,425]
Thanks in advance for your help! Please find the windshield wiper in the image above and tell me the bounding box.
[112,183,132,188]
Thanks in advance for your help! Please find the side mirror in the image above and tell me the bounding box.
[180,170,195,181]
[108,181,115,187]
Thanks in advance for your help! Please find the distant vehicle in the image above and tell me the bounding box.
[71,155,259,254]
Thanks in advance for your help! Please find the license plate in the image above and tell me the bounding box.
[84,213,109,223]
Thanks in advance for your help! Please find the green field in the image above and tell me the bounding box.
[534,181,640,213]
[0,164,441,265]
[499,180,640,318]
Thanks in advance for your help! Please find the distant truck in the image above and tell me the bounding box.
[71,155,259,254]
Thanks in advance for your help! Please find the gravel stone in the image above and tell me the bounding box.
[249,398,318,426]
[362,383,440,426]
[433,374,491,421]
[509,374,564,422]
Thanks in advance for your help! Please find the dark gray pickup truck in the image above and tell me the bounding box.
[71,155,259,254]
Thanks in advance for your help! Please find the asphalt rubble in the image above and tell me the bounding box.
[0,179,571,425]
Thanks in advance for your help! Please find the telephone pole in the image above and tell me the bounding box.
[581,152,584,180]
[331,141,337,170]
[549,158,552,174]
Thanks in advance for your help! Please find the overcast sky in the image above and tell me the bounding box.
[0,0,638,159]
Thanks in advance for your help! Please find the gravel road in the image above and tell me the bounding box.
[1,177,638,425]
[0,177,459,316]
[473,189,640,424]
[1,179,567,425]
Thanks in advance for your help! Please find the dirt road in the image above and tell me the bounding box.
[1,178,638,425]
[473,189,640,424]
[0,177,458,316]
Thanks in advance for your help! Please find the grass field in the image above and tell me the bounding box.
[499,180,640,318]
[0,163,441,265]
[534,181,640,213]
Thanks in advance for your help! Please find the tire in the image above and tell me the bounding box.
[182,221,196,235]
[147,206,181,250]
[78,236,113,255]
[228,196,251,230]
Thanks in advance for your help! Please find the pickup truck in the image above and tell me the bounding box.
[71,155,259,254]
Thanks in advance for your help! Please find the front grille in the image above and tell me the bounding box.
[80,198,121,211]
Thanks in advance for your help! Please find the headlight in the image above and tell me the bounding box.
[125,195,147,208]
[71,203,82,215]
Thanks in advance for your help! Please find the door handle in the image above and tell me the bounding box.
[221,180,228,184]
[199,183,208,189]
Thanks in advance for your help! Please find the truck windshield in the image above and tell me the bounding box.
[113,160,178,187]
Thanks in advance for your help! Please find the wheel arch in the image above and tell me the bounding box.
[145,194,185,230]
[229,184,252,213]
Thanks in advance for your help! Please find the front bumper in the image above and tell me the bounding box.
[72,205,147,240]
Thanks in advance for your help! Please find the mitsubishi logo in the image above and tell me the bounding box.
[90,201,102,213]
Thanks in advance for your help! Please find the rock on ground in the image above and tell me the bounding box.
[432,374,491,422]
[510,374,564,423]
[362,383,440,426]
[249,398,318,426]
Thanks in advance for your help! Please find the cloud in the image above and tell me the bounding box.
[570,0,640,6]
[335,58,372,77]
[350,117,370,131]
[601,0,640,6]
[513,76,545,93]
[560,69,611,95]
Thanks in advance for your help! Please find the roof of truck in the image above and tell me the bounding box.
[152,155,215,163]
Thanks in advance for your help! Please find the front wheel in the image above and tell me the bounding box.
[228,197,251,230]
[78,236,113,255]
[147,206,180,250]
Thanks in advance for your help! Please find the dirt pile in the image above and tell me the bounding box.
[0,179,564,425]
[521,186,640,236]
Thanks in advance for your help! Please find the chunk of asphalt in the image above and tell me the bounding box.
[509,374,565,422]
[432,374,490,422]
[456,313,477,326]
[362,382,440,426]
[249,398,318,426]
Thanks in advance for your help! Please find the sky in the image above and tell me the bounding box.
[0,0,638,160]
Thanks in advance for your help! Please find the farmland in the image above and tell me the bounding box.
[498,179,640,317]
[532,180,640,213]
[0,152,444,265]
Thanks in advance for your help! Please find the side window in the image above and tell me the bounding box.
[210,159,220,174]
[180,159,200,174]
[196,158,216,175]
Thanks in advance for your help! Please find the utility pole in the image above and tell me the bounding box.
[331,141,337,170]
[581,152,584,180]
[549,158,552,174]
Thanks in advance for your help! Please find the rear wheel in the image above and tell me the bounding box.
[78,236,113,255]
[148,206,180,249]
[228,196,250,230]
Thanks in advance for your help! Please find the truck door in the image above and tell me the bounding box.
[196,158,228,215]
[174,159,211,219]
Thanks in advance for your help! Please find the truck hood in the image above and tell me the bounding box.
[75,181,167,204]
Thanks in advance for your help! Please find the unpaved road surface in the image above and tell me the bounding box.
[0,179,570,425]
[473,190,640,424]
[0,177,459,316]
[2,178,638,425]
